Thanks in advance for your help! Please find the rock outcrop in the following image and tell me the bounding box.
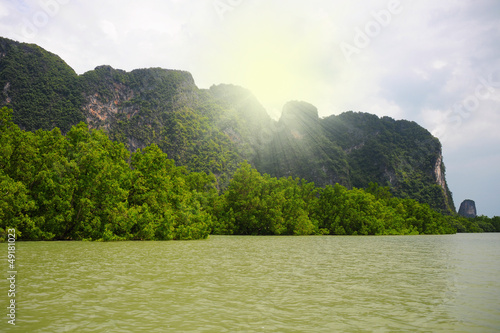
[458,199,477,218]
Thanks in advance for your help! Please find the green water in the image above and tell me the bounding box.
[1,234,500,332]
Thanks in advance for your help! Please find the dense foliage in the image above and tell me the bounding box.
[449,215,500,233]
[0,107,215,241]
[215,162,456,236]
[3,107,482,241]
[322,112,455,214]
[0,37,84,132]
[260,101,351,187]
[258,106,456,215]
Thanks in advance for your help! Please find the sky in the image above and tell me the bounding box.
[1,0,499,216]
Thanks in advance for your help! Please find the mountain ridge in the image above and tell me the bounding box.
[0,36,455,213]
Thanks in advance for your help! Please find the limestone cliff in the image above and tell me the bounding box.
[79,66,199,152]
[0,36,456,212]
[458,200,477,218]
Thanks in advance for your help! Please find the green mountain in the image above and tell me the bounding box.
[260,101,351,187]
[324,112,455,211]
[0,37,455,213]
[0,37,84,132]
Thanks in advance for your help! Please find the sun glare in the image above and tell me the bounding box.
[242,45,295,101]
[232,27,308,117]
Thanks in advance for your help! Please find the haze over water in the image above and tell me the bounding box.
[2,234,500,332]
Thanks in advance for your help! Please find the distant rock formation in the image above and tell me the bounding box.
[458,200,477,218]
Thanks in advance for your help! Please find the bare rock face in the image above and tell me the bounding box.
[458,200,477,218]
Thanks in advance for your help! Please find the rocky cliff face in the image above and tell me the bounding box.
[79,66,200,152]
[433,151,454,212]
[458,200,477,218]
[434,153,445,190]
[81,66,137,130]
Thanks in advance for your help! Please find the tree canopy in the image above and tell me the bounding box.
[1,107,495,241]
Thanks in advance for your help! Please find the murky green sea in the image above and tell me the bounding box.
[1,234,499,332]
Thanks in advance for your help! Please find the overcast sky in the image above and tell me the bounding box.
[1,0,499,216]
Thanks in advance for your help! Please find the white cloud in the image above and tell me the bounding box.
[432,60,447,70]
[0,3,9,18]
[99,20,118,42]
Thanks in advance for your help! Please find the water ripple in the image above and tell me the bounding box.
[1,234,499,332]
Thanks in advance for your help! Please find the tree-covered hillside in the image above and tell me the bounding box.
[79,65,251,185]
[0,37,84,132]
[322,112,456,214]
[0,36,455,212]
[259,107,455,214]
[5,106,485,241]
[260,101,351,187]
